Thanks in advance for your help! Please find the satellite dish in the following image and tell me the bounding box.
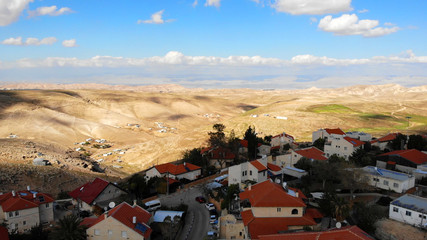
[336,222,342,229]
[275,178,281,184]
[109,202,116,209]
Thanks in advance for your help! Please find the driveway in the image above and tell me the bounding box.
[159,185,215,240]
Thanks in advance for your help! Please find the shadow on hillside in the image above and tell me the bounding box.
[168,114,189,120]
[238,104,257,111]
[0,91,41,117]
[194,95,211,101]
[44,90,82,98]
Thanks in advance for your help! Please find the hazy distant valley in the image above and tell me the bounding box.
[1,83,427,193]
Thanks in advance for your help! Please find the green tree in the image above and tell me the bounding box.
[407,134,427,151]
[349,148,373,167]
[318,190,349,221]
[208,124,226,148]
[221,184,241,211]
[263,135,272,144]
[294,157,313,172]
[389,134,407,150]
[313,138,326,151]
[244,126,259,159]
[49,214,87,240]
[353,202,387,234]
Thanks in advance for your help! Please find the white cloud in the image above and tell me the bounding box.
[384,22,395,26]
[205,0,221,7]
[0,0,33,26]
[310,17,317,23]
[272,0,352,15]
[192,0,198,7]
[62,39,77,48]
[318,14,400,37]
[137,10,174,24]
[28,5,73,18]
[358,9,369,13]
[1,36,56,45]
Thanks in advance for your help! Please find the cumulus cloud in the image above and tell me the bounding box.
[28,5,73,18]
[358,9,369,13]
[1,36,56,46]
[137,10,174,24]
[318,14,400,37]
[205,0,221,7]
[62,39,77,48]
[192,0,198,7]
[0,0,33,26]
[272,0,352,15]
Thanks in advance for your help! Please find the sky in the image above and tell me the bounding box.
[0,0,427,89]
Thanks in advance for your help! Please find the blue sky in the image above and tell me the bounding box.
[0,0,426,89]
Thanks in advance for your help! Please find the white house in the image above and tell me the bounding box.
[228,159,268,188]
[271,132,295,148]
[0,188,54,233]
[69,178,127,212]
[145,162,201,181]
[312,128,346,143]
[362,166,415,193]
[324,135,365,160]
[389,194,427,228]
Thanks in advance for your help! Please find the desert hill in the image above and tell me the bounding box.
[0,83,426,182]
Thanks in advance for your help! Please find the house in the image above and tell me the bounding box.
[239,180,319,239]
[282,166,308,179]
[370,133,400,151]
[324,135,365,160]
[389,194,427,228]
[362,166,415,193]
[312,128,346,143]
[228,159,268,188]
[376,149,427,174]
[69,178,127,212]
[258,144,271,156]
[0,188,54,233]
[258,225,374,240]
[267,163,282,176]
[289,147,327,165]
[145,162,201,181]
[0,226,9,240]
[239,140,249,154]
[345,131,372,142]
[82,202,152,240]
[271,132,295,149]
[219,214,246,239]
[202,147,236,169]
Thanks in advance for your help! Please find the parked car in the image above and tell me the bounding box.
[209,215,217,224]
[195,196,206,203]
[205,203,215,210]
[207,231,218,239]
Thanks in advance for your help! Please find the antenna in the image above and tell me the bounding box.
[108,202,116,209]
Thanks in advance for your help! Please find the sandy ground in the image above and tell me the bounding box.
[376,219,426,240]
[0,84,426,177]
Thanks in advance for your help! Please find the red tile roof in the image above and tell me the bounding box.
[82,202,152,239]
[325,128,346,135]
[375,133,399,143]
[201,146,213,154]
[164,177,180,185]
[0,190,54,212]
[305,208,324,219]
[250,160,267,171]
[154,162,201,175]
[239,180,306,207]
[258,225,374,240]
[344,137,365,147]
[267,163,282,172]
[379,149,427,165]
[273,133,295,141]
[208,147,236,160]
[240,139,249,148]
[295,147,327,161]
[241,212,316,240]
[68,178,110,205]
[0,226,9,240]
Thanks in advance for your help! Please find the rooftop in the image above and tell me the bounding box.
[325,128,346,135]
[154,162,201,175]
[344,137,365,147]
[250,160,267,171]
[391,194,427,214]
[379,149,427,165]
[362,166,412,182]
[0,190,54,212]
[295,147,327,161]
[68,178,110,205]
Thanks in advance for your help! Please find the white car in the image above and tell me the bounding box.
[205,203,215,210]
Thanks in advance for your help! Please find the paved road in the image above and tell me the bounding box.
[159,185,214,240]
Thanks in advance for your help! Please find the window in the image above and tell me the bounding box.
[239,232,242,236]
[94,229,100,236]
[14,223,18,229]
[46,203,49,208]
[277,208,281,212]
[393,207,399,212]
[292,209,298,215]
[263,171,266,176]
[242,171,245,176]
[394,183,399,188]
[15,211,19,216]
[406,211,411,216]
[23,221,26,226]
[344,147,347,150]
[250,170,252,176]
[9,212,13,217]
[108,230,113,235]
[383,180,389,186]
[121,231,128,238]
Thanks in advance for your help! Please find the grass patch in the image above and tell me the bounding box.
[359,113,392,120]
[308,104,355,114]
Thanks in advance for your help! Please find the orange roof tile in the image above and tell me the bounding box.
[272,133,295,140]
[82,202,152,239]
[0,190,54,212]
[325,128,346,135]
[250,160,267,171]
[239,180,305,207]
[295,147,327,161]
[154,162,201,175]
[258,225,374,240]
[240,139,249,148]
[377,133,399,142]
[241,210,255,226]
[267,163,282,172]
[69,178,110,205]
[379,149,427,165]
[242,214,316,240]
[344,137,365,147]
[305,208,323,219]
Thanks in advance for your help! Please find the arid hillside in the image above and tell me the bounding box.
[0,84,426,178]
